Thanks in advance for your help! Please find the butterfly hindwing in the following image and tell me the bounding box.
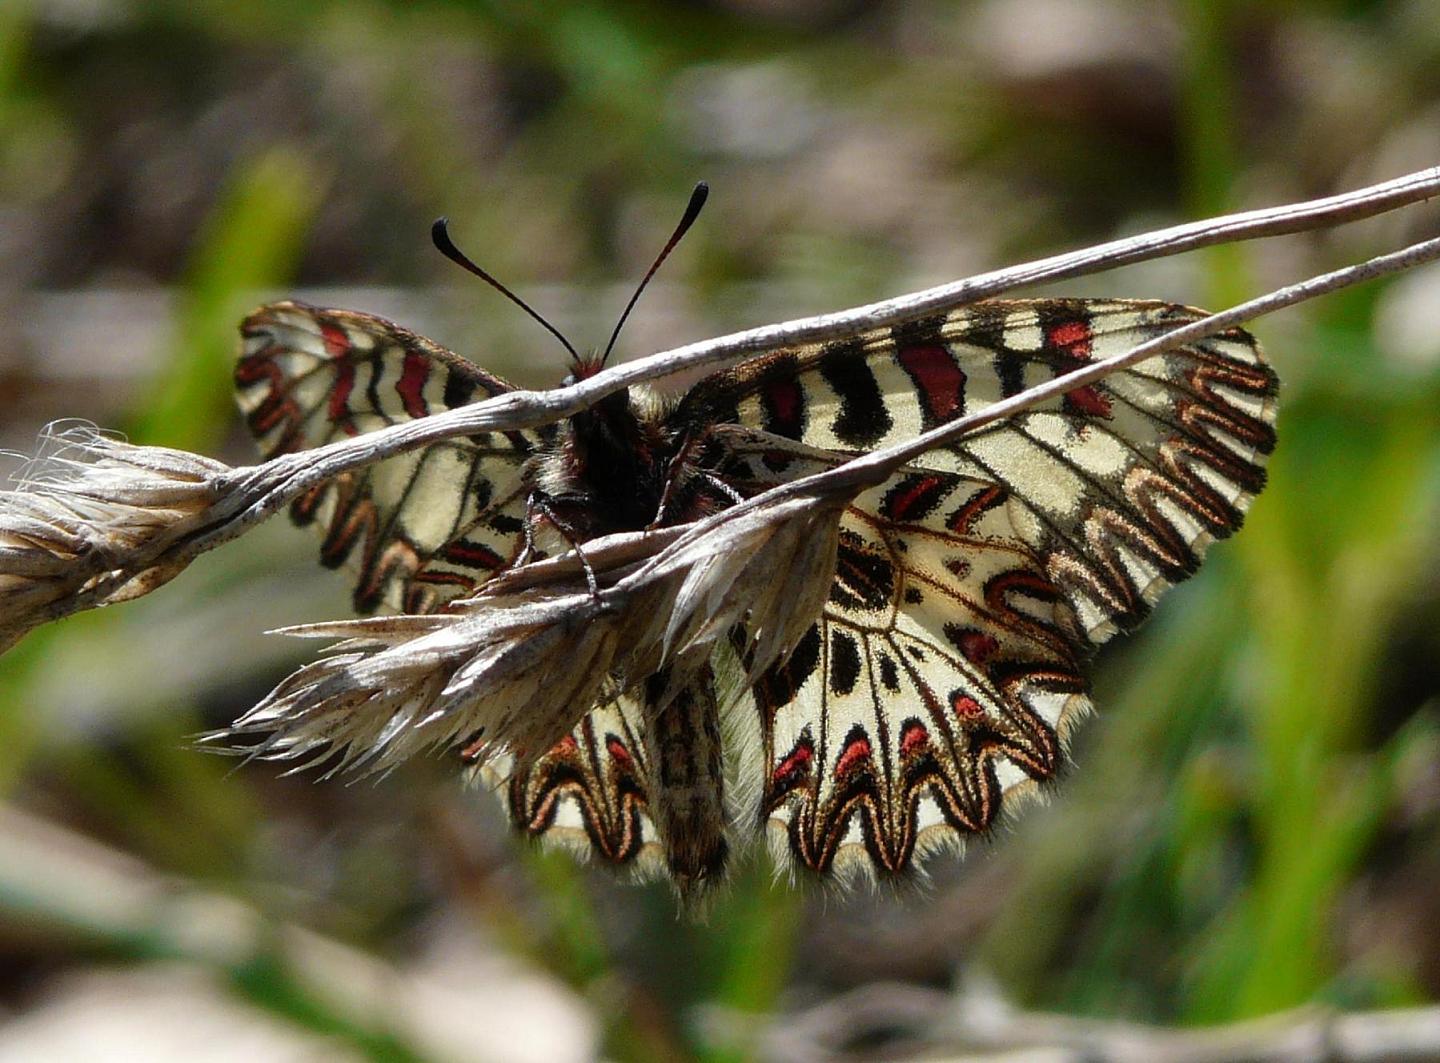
[488,695,665,874]
[236,300,547,613]
[477,668,730,893]
[709,435,1083,877]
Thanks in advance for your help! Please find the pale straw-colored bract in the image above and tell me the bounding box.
[217,489,849,776]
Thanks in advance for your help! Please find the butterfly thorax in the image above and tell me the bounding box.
[535,384,686,540]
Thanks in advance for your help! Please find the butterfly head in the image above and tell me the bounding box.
[564,353,632,424]
[562,352,606,386]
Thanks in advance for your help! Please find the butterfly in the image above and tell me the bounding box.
[234,195,1277,893]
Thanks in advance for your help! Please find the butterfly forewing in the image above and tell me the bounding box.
[683,298,1277,642]
[236,301,546,613]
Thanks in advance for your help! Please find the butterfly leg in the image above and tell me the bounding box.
[652,430,751,529]
[700,472,746,506]
[528,492,602,601]
[649,428,701,529]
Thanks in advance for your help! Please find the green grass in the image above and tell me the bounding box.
[4,1,1439,1057]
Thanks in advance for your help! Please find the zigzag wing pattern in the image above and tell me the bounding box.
[485,695,665,875]
[710,437,1085,878]
[238,294,1278,886]
[478,666,730,891]
[683,298,1277,877]
[235,300,550,614]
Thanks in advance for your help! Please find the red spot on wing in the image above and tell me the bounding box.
[771,741,813,790]
[946,484,1007,535]
[248,393,297,435]
[833,734,873,779]
[397,351,431,418]
[1064,384,1113,419]
[553,734,579,755]
[442,541,506,569]
[944,558,970,579]
[958,631,999,663]
[951,693,984,720]
[897,345,966,424]
[320,322,350,358]
[1047,320,1092,359]
[1047,319,1114,419]
[762,377,804,437]
[234,355,277,386]
[605,737,633,768]
[900,721,930,757]
[328,362,357,431]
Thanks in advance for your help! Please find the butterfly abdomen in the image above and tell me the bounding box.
[644,666,729,894]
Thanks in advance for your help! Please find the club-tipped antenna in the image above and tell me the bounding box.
[431,217,579,361]
[599,181,709,368]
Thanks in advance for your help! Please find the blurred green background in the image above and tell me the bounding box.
[1,0,1438,1059]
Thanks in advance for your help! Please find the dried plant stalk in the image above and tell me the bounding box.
[0,168,1434,777]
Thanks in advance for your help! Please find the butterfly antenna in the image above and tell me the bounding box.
[600,181,709,368]
[431,217,580,360]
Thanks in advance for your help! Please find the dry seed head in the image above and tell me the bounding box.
[217,487,849,773]
[0,425,230,652]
